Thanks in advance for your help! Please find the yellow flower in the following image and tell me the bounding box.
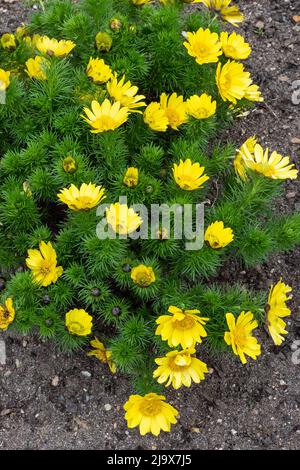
[153,347,208,389]
[233,136,257,180]
[62,156,77,173]
[123,167,139,187]
[220,32,251,60]
[36,35,75,57]
[57,182,106,211]
[216,60,252,104]
[156,305,209,349]
[267,280,292,346]
[26,241,63,287]
[199,0,244,26]
[0,298,15,331]
[95,32,112,52]
[224,311,261,364]
[132,0,152,4]
[106,203,143,235]
[160,93,187,130]
[25,56,49,80]
[183,27,222,65]
[65,308,93,336]
[239,143,298,180]
[173,159,209,191]
[186,93,216,119]
[131,264,156,287]
[1,33,16,49]
[0,68,11,91]
[124,393,178,436]
[87,337,116,373]
[244,84,264,102]
[86,57,112,84]
[110,18,122,30]
[205,221,234,248]
[15,24,28,40]
[143,102,169,132]
[107,75,146,113]
[81,99,129,133]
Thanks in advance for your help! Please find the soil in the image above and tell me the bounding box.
[1,0,300,450]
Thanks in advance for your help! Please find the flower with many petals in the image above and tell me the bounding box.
[0,298,15,331]
[86,57,112,84]
[107,75,146,113]
[186,93,216,120]
[244,84,263,102]
[183,27,222,65]
[1,33,16,50]
[220,32,251,60]
[156,305,209,349]
[65,308,93,336]
[81,99,129,133]
[205,221,234,248]
[36,35,75,57]
[198,0,244,26]
[131,264,156,287]
[266,280,292,346]
[224,311,261,364]
[106,203,143,235]
[88,337,116,373]
[143,102,169,132]
[26,241,63,287]
[123,167,139,187]
[160,92,187,130]
[173,159,209,191]
[216,60,252,104]
[57,183,106,211]
[153,347,208,389]
[239,143,298,180]
[25,56,49,80]
[124,393,178,436]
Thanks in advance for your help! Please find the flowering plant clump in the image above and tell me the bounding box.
[0,0,299,436]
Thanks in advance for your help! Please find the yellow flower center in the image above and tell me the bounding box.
[94,116,116,131]
[174,315,195,330]
[39,261,52,276]
[136,273,152,287]
[69,321,85,334]
[169,353,192,371]
[232,327,248,347]
[178,174,195,189]
[139,399,162,417]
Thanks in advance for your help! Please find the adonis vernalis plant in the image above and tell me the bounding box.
[0,0,299,436]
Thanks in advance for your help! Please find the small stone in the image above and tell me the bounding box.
[151,446,157,450]
[104,403,112,411]
[231,429,238,436]
[4,370,11,377]
[191,427,200,433]
[81,371,91,378]
[255,20,265,29]
[15,359,20,369]
[51,375,59,387]
[217,418,222,424]
[286,191,296,199]
[22,340,27,348]
[290,137,300,145]
[278,75,289,82]
[0,340,6,366]
[0,409,12,417]
[279,379,286,386]
[208,367,214,374]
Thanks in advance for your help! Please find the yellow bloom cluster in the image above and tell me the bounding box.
[144,92,216,132]
[234,137,298,181]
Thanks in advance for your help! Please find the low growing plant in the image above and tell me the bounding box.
[0,0,298,436]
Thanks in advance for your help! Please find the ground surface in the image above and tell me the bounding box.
[0,0,300,450]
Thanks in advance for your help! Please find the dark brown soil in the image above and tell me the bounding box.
[1,0,300,450]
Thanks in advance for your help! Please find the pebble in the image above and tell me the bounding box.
[278,75,289,82]
[51,376,59,387]
[231,429,238,436]
[286,191,296,199]
[104,403,112,411]
[217,418,223,424]
[279,379,287,386]
[15,359,20,369]
[81,371,91,378]
[290,137,300,145]
[191,427,200,433]
[255,20,265,29]
[0,340,6,366]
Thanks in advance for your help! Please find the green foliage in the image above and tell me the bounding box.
[0,0,298,399]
